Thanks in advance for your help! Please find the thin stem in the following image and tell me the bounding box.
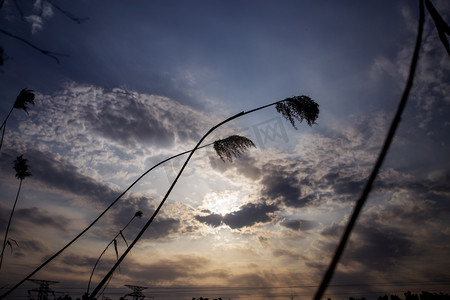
[313,1,424,299]
[86,215,137,293]
[0,179,23,270]
[1,106,17,151]
[0,123,6,152]
[0,106,14,131]
[89,100,289,299]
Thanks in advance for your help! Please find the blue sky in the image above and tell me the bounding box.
[1,1,450,299]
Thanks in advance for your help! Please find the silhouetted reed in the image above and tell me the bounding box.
[88,96,319,299]
[0,155,31,270]
[0,89,35,151]
[214,135,255,162]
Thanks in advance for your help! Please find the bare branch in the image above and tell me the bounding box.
[46,0,89,24]
[0,29,68,64]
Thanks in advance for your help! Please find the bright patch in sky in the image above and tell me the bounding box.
[201,190,244,216]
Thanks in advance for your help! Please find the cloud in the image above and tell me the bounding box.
[23,83,211,149]
[196,202,278,230]
[195,212,223,227]
[14,206,72,233]
[143,217,181,240]
[260,164,302,206]
[281,219,316,232]
[121,255,211,285]
[10,239,51,258]
[25,0,54,34]
[0,148,124,208]
[351,225,413,270]
[223,202,278,229]
[209,154,262,181]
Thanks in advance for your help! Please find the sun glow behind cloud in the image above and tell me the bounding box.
[201,190,246,216]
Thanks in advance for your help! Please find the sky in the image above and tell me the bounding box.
[0,0,450,299]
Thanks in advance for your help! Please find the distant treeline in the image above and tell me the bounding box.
[332,291,450,300]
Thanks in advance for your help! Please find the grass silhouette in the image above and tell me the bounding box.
[0,155,32,270]
[0,89,35,151]
[88,95,319,299]
[86,211,143,295]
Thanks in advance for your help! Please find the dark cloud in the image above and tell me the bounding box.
[22,149,119,205]
[60,254,99,268]
[0,148,154,210]
[321,222,343,237]
[195,213,223,227]
[223,202,277,229]
[259,164,314,208]
[261,173,299,205]
[321,221,414,274]
[143,217,181,240]
[11,239,50,258]
[333,179,365,196]
[82,90,204,148]
[124,255,211,284]
[15,207,71,232]
[84,99,175,148]
[281,219,316,232]
[195,202,278,229]
[346,225,414,271]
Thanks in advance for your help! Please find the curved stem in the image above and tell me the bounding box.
[313,1,424,299]
[89,100,286,299]
[86,215,137,293]
[0,106,14,131]
[0,106,14,151]
[0,179,22,270]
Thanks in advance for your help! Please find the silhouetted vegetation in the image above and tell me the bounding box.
[213,135,255,162]
[87,211,143,295]
[0,155,31,269]
[0,88,35,151]
[314,1,449,298]
[89,96,319,299]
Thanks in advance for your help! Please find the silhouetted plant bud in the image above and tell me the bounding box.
[13,155,31,180]
[134,211,143,218]
[213,135,256,162]
[13,89,35,115]
[276,95,319,128]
